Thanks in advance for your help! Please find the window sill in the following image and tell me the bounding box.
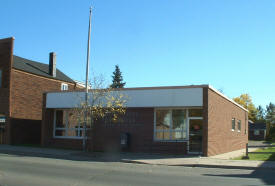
[53,136,84,140]
[154,139,188,142]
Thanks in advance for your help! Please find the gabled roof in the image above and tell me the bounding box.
[12,55,75,83]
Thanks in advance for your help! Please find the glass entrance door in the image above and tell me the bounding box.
[189,119,203,154]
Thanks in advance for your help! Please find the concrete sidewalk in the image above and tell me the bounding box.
[121,156,275,170]
[0,145,274,170]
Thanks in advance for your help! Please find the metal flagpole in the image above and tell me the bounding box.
[83,7,92,151]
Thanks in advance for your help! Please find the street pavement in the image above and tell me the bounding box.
[1,152,275,186]
[0,145,275,170]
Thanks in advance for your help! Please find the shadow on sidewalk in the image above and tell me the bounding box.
[0,145,198,163]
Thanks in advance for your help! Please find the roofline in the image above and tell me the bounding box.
[12,55,75,84]
[12,68,76,84]
[43,84,209,94]
[208,85,248,112]
[0,37,15,44]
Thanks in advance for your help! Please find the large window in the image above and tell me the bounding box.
[54,110,89,139]
[155,108,202,141]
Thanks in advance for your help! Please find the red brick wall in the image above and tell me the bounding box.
[0,38,14,144]
[41,108,85,150]
[10,69,75,120]
[92,108,187,154]
[0,37,80,145]
[207,88,248,156]
[41,107,187,154]
[9,70,77,144]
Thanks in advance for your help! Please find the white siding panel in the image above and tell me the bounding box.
[46,88,203,108]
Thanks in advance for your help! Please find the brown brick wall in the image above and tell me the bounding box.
[41,107,187,154]
[0,37,81,145]
[0,38,14,144]
[207,88,248,156]
[92,108,187,154]
[10,69,75,120]
[9,70,76,144]
[41,108,85,150]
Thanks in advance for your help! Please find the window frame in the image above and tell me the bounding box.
[231,118,236,131]
[53,109,86,139]
[237,120,241,132]
[154,108,203,142]
[61,83,69,91]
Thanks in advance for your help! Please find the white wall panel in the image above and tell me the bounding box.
[46,88,203,108]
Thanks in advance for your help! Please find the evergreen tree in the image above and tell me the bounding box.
[110,65,126,88]
[256,105,265,122]
[266,102,275,125]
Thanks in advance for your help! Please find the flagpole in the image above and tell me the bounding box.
[83,6,92,151]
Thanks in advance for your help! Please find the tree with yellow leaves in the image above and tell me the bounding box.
[233,94,258,122]
[73,75,127,151]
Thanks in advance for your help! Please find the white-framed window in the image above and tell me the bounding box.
[53,109,90,139]
[154,108,203,141]
[61,83,68,91]
[237,120,241,132]
[254,130,260,135]
[232,118,236,131]
[0,69,2,88]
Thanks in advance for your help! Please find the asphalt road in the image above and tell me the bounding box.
[0,153,275,186]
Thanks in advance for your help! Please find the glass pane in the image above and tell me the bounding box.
[67,129,79,137]
[232,118,235,130]
[172,110,186,130]
[67,110,79,129]
[189,109,203,117]
[238,120,241,130]
[155,131,170,140]
[156,110,171,130]
[171,131,186,140]
[56,110,66,128]
[55,129,65,136]
[189,119,203,152]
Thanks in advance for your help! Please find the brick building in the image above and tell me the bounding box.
[41,85,248,156]
[0,37,79,145]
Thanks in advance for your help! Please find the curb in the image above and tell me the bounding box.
[121,159,275,170]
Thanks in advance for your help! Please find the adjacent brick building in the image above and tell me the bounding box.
[41,85,248,156]
[0,37,79,145]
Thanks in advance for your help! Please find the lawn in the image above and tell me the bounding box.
[235,143,275,161]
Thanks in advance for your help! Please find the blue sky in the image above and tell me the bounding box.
[1,0,274,107]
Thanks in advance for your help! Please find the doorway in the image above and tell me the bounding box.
[188,119,203,154]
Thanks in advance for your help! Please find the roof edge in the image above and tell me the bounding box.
[208,85,248,112]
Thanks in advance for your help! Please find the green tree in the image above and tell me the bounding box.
[266,102,275,125]
[265,102,275,140]
[110,65,126,88]
[233,94,258,122]
[256,105,265,122]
